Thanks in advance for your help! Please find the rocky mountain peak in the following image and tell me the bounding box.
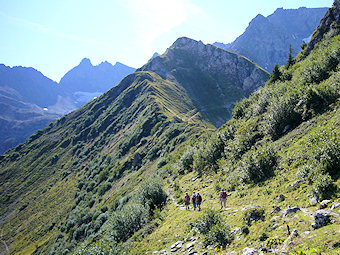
[171,37,205,51]
[79,57,92,67]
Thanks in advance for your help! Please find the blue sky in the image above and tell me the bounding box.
[0,0,334,82]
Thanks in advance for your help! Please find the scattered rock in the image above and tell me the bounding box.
[242,205,262,211]
[270,206,281,214]
[301,231,310,237]
[320,200,331,209]
[202,252,209,255]
[290,180,305,188]
[309,194,319,204]
[196,242,204,250]
[292,229,299,237]
[242,247,259,255]
[188,251,197,255]
[282,207,301,217]
[276,194,285,202]
[206,245,214,250]
[186,241,196,250]
[312,210,340,229]
[231,227,240,235]
[331,202,340,210]
[170,241,184,252]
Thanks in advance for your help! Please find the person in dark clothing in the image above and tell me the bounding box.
[196,192,202,211]
[184,192,190,210]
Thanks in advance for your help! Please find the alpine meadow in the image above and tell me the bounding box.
[0,1,340,255]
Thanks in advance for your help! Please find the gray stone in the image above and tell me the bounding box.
[292,229,299,237]
[196,242,204,250]
[290,180,305,187]
[276,194,285,202]
[186,241,196,250]
[331,202,340,210]
[312,210,340,229]
[270,206,281,214]
[243,247,259,255]
[309,195,319,204]
[320,200,331,209]
[282,207,300,217]
[188,251,197,255]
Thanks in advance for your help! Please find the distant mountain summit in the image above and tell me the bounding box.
[59,58,135,105]
[214,7,328,71]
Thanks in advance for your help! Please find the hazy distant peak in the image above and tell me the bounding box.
[171,37,204,49]
[79,58,92,66]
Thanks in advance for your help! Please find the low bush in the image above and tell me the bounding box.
[238,144,277,184]
[242,207,265,225]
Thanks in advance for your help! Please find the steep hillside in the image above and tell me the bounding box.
[0,39,268,254]
[0,65,61,154]
[140,37,269,127]
[214,7,328,71]
[133,2,339,254]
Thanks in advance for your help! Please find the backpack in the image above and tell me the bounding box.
[222,191,227,199]
[192,194,196,202]
[197,194,202,203]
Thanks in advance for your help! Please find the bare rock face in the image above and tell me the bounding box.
[306,1,340,56]
[139,37,269,127]
[215,7,328,71]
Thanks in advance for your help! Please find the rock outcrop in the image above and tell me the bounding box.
[215,7,328,71]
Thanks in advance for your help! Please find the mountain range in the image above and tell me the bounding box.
[0,60,135,154]
[0,1,339,254]
[214,7,328,71]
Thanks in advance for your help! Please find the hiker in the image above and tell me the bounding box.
[184,192,190,210]
[192,191,197,211]
[220,188,228,209]
[196,192,202,211]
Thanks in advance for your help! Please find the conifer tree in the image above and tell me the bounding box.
[286,44,294,68]
[301,41,307,50]
[269,64,281,83]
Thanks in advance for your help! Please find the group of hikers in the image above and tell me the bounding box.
[184,188,229,211]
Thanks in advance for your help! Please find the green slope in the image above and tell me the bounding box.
[0,39,268,254]
[131,3,340,254]
[1,2,339,254]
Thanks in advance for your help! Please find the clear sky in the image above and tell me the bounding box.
[0,0,334,82]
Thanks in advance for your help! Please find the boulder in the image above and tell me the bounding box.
[270,206,281,214]
[309,194,319,204]
[331,202,340,210]
[243,247,259,255]
[320,200,331,209]
[282,207,300,217]
[312,210,340,229]
[276,194,285,202]
[290,180,305,187]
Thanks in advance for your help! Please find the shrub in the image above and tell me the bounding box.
[238,144,277,184]
[243,207,265,225]
[206,223,233,248]
[240,225,249,235]
[111,203,149,242]
[97,183,112,196]
[137,179,167,212]
[194,209,222,235]
[194,210,233,248]
[312,173,337,200]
